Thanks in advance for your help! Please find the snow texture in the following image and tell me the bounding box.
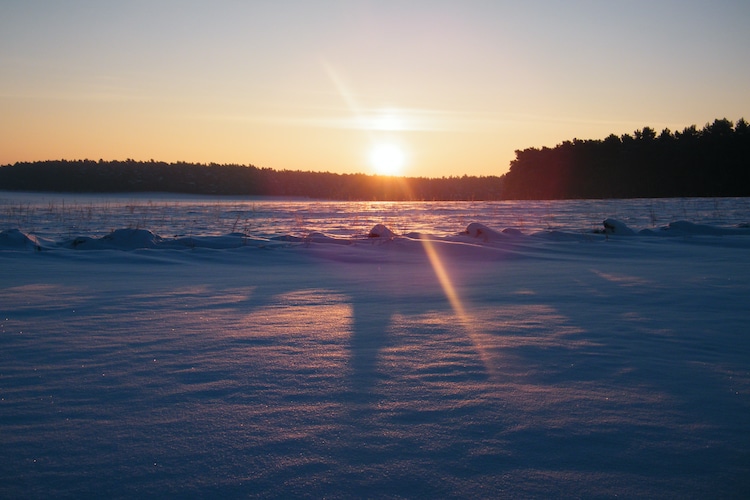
[1,196,750,498]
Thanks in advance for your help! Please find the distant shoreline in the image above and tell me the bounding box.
[3,118,748,200]
[0,159,504,201]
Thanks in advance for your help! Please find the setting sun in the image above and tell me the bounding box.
[369,143,406,176]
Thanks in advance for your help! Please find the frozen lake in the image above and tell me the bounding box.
[2,191,749,240]
[1,192,749,498]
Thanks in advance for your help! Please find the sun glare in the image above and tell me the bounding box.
[372,112,404,131]
[369,143,405,176]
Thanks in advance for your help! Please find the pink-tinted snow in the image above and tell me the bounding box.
[1,198,749,498]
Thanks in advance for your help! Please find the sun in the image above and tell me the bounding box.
[369,143,405,176]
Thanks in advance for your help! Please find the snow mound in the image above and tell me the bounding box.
[67,228,162,250]
[464,222,506,240]
[601,219,635,235]
[635,220,750,237]
[104,228,160,248]
[68,230,285,250]
[501,227,524,236]
[462,222,523,240]
[368,224,396,239]
[5,215,750,256]
[0,229,42,251]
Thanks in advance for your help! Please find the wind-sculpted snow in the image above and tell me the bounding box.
[2,202,750,498]
[601,217,750,237]
[0,228,42,250]
[3,217,750,254]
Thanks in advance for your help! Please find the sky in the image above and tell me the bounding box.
[1,1,749,178]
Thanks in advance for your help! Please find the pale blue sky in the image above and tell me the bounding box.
[2,0,748,176]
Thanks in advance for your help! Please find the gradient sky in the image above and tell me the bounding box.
[2,1,749,177]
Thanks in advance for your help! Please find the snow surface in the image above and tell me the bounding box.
[2,208,750,498]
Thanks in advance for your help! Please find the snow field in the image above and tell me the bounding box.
[1,212,750,497]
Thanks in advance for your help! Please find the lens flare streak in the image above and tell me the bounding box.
[418,235,496,376]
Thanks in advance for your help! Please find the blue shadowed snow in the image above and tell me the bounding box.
[1,195,749,498]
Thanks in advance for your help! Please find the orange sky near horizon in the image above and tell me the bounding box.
[2,1,749,178]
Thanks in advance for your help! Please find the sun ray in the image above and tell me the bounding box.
[320,59,363,121]
[320,59,413,175]
[417,232,497,377]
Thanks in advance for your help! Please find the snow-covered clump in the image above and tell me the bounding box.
[464,222,506,240]
[501,227,524,236]
[601,218,635,235]
[368,224,396,239]
[0,229,41,251]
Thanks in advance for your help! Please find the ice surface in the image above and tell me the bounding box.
[1,196,750,498]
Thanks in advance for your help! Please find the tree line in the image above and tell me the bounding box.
[502,118,750,199]
[0,159,503,201]
[1,117,748,200]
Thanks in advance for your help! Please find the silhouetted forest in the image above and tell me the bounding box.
[502,118,750,199]
[2,117,749,200]
[0,159,502,201]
